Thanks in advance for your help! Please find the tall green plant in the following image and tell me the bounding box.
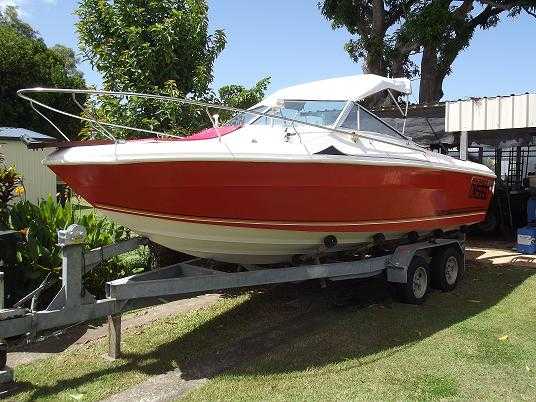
[76,0,226,137]
[0,167,20,215]
[4,197,131,306]
[0,159,22,228]
[0,6,86,139]
[217,77,271,123]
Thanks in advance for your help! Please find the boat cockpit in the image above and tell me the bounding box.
[225,99,408,143]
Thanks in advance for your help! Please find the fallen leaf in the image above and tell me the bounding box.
[526,365,531,372]
[468,299,481,303]
[498,335,509,341]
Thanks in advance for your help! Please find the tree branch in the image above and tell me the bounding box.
[386,0,419,27]
[477,0,514,11]
[453,0,475,18]
[523,6,536,18]
[470,4,504,27]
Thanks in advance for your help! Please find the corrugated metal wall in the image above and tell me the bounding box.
[446,93,536,132]
[1,140,56,203]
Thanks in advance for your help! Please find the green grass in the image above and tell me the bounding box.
[7,258,536,401]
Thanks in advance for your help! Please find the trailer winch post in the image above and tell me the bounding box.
[61,244,84,309]
[59,225,123,360]
[0,270,9,384]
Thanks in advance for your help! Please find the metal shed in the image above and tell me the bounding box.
[446,93,536,133]
[0,127,56,203]
[377,93,536,234]
[445,94,536,184]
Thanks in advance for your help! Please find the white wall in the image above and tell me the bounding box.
[1,140,56,203]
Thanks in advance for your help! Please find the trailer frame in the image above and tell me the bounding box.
[0,225,465,381]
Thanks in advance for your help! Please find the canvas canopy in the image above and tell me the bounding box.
[260,74,411,107]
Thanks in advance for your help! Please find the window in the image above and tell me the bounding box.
[225,106,267,126]
[340,103,404,140]
[252,100,346,127]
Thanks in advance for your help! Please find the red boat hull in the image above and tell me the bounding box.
[50,161,494,233]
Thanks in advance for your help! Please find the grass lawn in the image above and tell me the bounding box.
[6,254,536,401]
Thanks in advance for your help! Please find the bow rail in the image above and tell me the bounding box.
[17,87,355,143]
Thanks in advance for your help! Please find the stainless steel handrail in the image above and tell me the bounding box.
[17,87,426,152]
[17,88,350,142]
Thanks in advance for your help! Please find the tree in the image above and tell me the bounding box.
[77,0,225,95]
[217,77,271,122]
[0,5,38,38]
[0,6,86,139]
[320,0,420,80]
[320,0,536,103]
[76,0,269,264]
[76,0,227,137]
[404,0,536,102]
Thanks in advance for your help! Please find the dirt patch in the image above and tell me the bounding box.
[466,239,536,269]
[101,371,206,402]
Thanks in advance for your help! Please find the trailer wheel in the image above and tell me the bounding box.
[396,255,429,304]
[431,247,463,291]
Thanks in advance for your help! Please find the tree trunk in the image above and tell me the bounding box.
[419,45,445,103]
[362,0,387,107]
[365,0,386,76]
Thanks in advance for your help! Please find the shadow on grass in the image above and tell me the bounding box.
[9,257,536,400]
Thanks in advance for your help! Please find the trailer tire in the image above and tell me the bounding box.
[396,255,429,304]
[431,247,463,292]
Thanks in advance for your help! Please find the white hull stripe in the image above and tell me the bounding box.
[47,155,496,178]
[95,204,485,228]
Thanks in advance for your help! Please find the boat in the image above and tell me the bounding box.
[18,75,495,264]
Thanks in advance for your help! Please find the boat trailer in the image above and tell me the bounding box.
[0,225,465,383]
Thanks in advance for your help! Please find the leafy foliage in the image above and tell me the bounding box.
[79,81,211,139]
[0,5,38,38]
[76,0,226,138]
[0,146,23,228]
[0,6,86,139]
[2,197,134,306]
[216,77,271,123]
[77,0,225,95]
[320,0,421,79]
[0,165,22,227]
[320,0,536,103]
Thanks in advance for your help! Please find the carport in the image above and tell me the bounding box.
[377,93,536,233]
[445,94,536,233]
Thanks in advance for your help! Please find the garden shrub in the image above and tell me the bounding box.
[3,196,147,307]
[0,163,23,227]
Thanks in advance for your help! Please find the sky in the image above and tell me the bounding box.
[1,0,536,101]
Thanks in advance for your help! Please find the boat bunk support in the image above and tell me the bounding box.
[0,225,465,379]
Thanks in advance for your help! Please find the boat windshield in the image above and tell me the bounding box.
[225,106,268,126]
[339,102,406,140]
[251,100,346,127]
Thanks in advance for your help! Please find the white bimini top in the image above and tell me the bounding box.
[260,74,411,107]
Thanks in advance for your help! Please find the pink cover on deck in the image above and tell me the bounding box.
[180,125,241,141]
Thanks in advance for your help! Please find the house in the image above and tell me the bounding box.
[0,127,57,203]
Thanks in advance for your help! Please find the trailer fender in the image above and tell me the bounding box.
[386,239,464,284]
